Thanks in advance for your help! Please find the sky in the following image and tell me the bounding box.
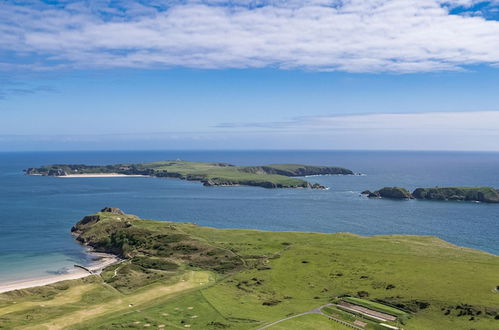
[1,0,499,151]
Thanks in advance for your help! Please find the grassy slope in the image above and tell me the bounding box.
[1,212,498,330]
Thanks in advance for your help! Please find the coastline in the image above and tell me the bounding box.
[0,252,119,294]
[58,173,149,178]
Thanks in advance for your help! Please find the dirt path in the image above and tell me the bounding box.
[18,271,213,330]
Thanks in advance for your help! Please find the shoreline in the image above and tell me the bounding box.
[58,173,150,178]
[0,251,120,294]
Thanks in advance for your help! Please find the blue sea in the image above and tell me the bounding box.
[1,150,498,283]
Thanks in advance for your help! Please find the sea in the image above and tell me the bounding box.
[1,150,498,284]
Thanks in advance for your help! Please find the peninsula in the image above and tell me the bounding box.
[363,186,499,203]
[1,208,498,329]
[25,160,355,189]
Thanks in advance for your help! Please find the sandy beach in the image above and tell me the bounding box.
[0,253,119,294]
[59,173,149,178]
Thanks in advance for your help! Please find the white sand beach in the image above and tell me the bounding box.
[0,253,119,294]
[59,173,149,178]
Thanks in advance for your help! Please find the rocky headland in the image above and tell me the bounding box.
[362,186,499,203]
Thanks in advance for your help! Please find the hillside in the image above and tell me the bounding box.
[1,208,498,329]
[25,161,355,189]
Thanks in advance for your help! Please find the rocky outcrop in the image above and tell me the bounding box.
[364,186,499,203]
[71,215,101,234]
[366,187,413,199]
[412,187,499,203]
[48,169,67,176]
[100,207,125,215]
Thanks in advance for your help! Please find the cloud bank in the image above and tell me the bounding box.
[2,111,499,151]
[1,0,499,72]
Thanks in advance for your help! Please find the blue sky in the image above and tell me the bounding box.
[1,0,499,151]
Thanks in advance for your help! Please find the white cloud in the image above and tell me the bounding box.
[1,0,499,72]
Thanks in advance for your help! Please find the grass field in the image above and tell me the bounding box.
[1,209,498,329]
[267,313,351,329]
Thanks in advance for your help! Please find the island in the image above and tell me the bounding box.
[1,208,498,329]
[363,186,499,203]
[362,187,413,200]
[25,160,355,189]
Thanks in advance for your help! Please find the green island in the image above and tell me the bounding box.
[362,186,499,203]
[25,161,355,189]
[1,208,498,329]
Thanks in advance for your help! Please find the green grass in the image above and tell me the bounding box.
[342,297,408,316]
[268,313,351,329]
[1,210,498,329]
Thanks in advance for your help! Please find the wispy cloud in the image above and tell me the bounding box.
[1,1,499,72]
[216,110,499,132]
[0,78,57,99]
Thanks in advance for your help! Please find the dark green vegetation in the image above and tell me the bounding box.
[25,160,355,189]
[364,186,499,203]
[412,186,499,203]
[1,208,498,329]
[363,187,413,199]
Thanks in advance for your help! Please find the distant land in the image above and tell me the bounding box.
[363,186,499,203]
[25,160,355,189]
[1,208,498,329]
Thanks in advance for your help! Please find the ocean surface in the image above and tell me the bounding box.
[1,150,498,283]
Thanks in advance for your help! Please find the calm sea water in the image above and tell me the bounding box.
[1,150,498,283]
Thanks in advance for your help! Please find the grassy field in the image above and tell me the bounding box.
[26,160,354,189]
[268,314,351,329]
[1,209,498,329]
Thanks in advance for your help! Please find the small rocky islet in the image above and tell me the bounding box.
[362,186,499,203]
